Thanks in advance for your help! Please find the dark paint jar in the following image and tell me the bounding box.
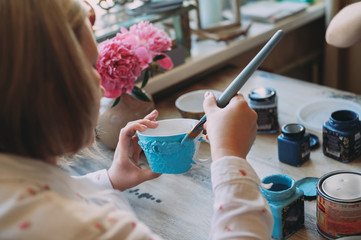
[278,123,310,167]
[248,87,279,133]
[261,174,304,240]
[323,110,361,163]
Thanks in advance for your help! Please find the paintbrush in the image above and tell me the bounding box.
[181,29,284,144]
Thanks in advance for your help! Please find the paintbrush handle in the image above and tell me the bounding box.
[181,30,284,143]
[217,30,284,108]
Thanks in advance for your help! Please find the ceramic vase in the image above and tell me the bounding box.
[97,93,155,150]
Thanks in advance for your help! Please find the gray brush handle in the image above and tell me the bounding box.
[217,30,284,108]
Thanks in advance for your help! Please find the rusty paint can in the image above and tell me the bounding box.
[316,170,361,239]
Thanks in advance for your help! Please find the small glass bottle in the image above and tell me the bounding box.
[248,87,279,133]
[261,174,304,240]
[277,123,310,167]
[323,110,361,163]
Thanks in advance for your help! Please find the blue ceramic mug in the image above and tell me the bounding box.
[137,118,208,174]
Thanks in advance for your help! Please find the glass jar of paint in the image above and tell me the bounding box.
[261,174,304,240]
[323,110,361,163]
[277,123,310,167]
[248,87,279,133]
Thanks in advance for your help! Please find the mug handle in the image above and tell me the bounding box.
[193,133,211,163]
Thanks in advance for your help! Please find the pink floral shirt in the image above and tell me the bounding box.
[0,154,273,239]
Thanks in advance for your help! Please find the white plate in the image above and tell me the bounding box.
[175,89,222,113]
[296,98,361,133]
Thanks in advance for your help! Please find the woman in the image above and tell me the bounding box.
[0,0,273,239]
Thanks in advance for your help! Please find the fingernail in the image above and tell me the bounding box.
[204,91,211,97]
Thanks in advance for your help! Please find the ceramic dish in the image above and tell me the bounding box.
[175,89,222,119]
[296,98,361,133]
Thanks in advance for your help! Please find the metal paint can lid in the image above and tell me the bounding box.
[321,171,361,201]
[248,87,276,102]
[309,133,319,150]
[295,177,318,200]
[281,123,305,137]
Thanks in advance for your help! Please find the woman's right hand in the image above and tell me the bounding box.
[203,92,258,161]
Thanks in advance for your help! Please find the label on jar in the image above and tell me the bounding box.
[323,128,361,162]
[324,134,341,158]
[300,141,310,160]
[253,106,279,133]
[317,195,361,238]
[282,196,304,238]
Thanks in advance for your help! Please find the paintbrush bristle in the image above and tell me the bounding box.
[181,115,207,144]
[181,124,204,144]
[187,128,203,139]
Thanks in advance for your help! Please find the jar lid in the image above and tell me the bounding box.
[295,177,318,200]
[309,133,319,150]
[281,123,305,137]
[322,172,361,201]
[248,88,276,101]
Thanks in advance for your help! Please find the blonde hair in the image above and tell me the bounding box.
[0,0,99,161]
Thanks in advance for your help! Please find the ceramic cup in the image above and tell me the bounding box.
[137,118,207,174]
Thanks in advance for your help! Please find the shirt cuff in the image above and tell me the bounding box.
[73,169,114,190]
[211,156,261,191]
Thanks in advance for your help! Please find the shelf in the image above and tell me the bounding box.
[143,1,325,95]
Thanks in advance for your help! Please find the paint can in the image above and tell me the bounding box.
[277,123,310,167]
[248,87,279,133]
[322,110,361,163]
[316,170,361,239]
[261,174,304,239]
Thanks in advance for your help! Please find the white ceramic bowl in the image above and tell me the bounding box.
[175,89,222,119]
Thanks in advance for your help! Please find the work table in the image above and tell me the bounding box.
[65,68,361,239]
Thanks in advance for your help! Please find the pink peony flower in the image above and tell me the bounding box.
[96,38,143,98]
[127,21,172,58]
[96,21,173,100]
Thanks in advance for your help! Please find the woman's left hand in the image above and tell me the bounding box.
[108,110,161,191]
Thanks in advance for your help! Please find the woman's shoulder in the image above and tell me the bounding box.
[0,154,158,240]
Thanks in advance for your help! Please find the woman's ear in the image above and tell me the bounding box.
[83,1,96,27]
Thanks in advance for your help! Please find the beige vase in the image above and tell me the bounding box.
[97,93,155,150]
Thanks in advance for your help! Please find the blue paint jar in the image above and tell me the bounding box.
[261,174,304,240]
[323,110,361,163]
[248,87,279,133]
[277,123,310,166]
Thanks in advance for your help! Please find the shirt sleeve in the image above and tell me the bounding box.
[0,181,163,240]
[209,156,274,240]
[72,169,114,190]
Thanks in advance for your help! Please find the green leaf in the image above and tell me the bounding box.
[150,62,159,73]
[111,96,120,108]
[153,54,165,61]
[131,86,151,102]
[141,69,149,88]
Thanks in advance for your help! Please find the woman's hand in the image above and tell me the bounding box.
[203,92,258,161]
[108,110,161,191]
